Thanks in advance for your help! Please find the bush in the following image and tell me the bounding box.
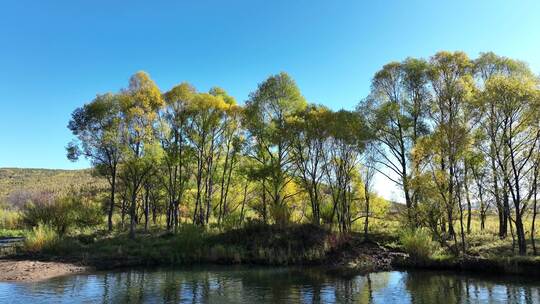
[221,212,242,231]
[0,208,21,229]
[24,223,58,253]
[269,204,291,227]
[21,192,103,236]
[400,228,438,261]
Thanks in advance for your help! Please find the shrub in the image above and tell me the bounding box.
[269,204,291,227]
[24,223,58,253]
[0,208,21,229]
[320,203,334,225]
[221,212,242,231]
[173,224,206,261]
[21,192,103,236]
[400,228,438,261]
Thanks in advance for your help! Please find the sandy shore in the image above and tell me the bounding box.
[0,260,88,282]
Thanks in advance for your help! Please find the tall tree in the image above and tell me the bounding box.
[324,110,369,232]
[480,74,540,254]
[119,71,164,239]
[426,51,475,252]
[244,72,307,226]
[187,92,230,226]
[159,83,195,231]
[359,148,377,239]
[473,52,533,238]
[67,93,123,232]
[361,58,430,227]
[208,87,243,225]
[289,104,330,225]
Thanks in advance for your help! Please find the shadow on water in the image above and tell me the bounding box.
[1,266,540,303]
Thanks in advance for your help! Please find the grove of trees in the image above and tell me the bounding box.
[68,51,540,255]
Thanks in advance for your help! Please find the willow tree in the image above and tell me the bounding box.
[244,72,307,226]
[159,83,195,231]
[467,134,491,231]
[481,75,540,255]
[425,51,475,252]
[288,104,330,225]
[208,87,243,226]
[362,58,430,226]
[119,71,164,238]
[359,148,377,239]
[324,110,369,232]
[67,93,123,232]
[473,52,534,238]
[187,92,230,226]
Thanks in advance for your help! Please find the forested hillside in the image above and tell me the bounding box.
[0,168,105,206]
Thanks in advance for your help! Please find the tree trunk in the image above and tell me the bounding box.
[240,181,248,226]
[532,166,538,255]
[120,198,126,231]
[174,200,179,233]
[152,202,157,225]
[515,215,527,255]
[458,192,466,254]
[108,172,116,232]
[480,212,486,230]
[144,188,150,232]
[502,189,511,239]
[262,180,267,224]
[464,178,472,234]
[364,195,370,240]
[532,198,538,255]
[129,188,137,239]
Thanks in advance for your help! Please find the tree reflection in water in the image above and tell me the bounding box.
[0,267,539,303]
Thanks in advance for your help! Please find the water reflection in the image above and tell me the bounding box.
[0,267,539,303]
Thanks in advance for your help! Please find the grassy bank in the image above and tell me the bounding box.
[2,212,540,275]
[12,222,540,276]
[10,223,356,269]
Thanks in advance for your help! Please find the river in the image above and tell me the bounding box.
[0,266,539,303]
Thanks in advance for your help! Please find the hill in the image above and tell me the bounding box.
[0,168,106,206]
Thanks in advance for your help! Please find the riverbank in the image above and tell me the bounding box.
[5,223,405,273]
[0,259,88,282]
[4,223,540,280]
[394,254,540,276]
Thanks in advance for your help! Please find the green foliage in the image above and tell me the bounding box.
[21,192,103,236]
[24,223,59,253]
[0,208,20,229]
[400,229,439,261]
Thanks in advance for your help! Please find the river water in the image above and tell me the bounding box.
[0,266,539,303]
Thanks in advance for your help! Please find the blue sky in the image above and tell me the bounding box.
[1,0,539,177]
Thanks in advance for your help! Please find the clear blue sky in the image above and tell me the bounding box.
[1,0,540,171]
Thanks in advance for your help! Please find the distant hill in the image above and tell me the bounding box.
[0,168,106,205]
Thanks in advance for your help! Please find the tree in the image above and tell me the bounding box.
[468,142,491,231]
[426,51,475,253]
[361,58,430,227]
[244,72,307,226]
[480,75,540,255]
[208,87,243,225]
[473,52,533,238]
[187,92,230,226]
[359,148,377,239]
[67,93,122,232]
[289,104,330,225]
[323,110,369,232]
[159,83,195,231]
[119,71,164,239]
